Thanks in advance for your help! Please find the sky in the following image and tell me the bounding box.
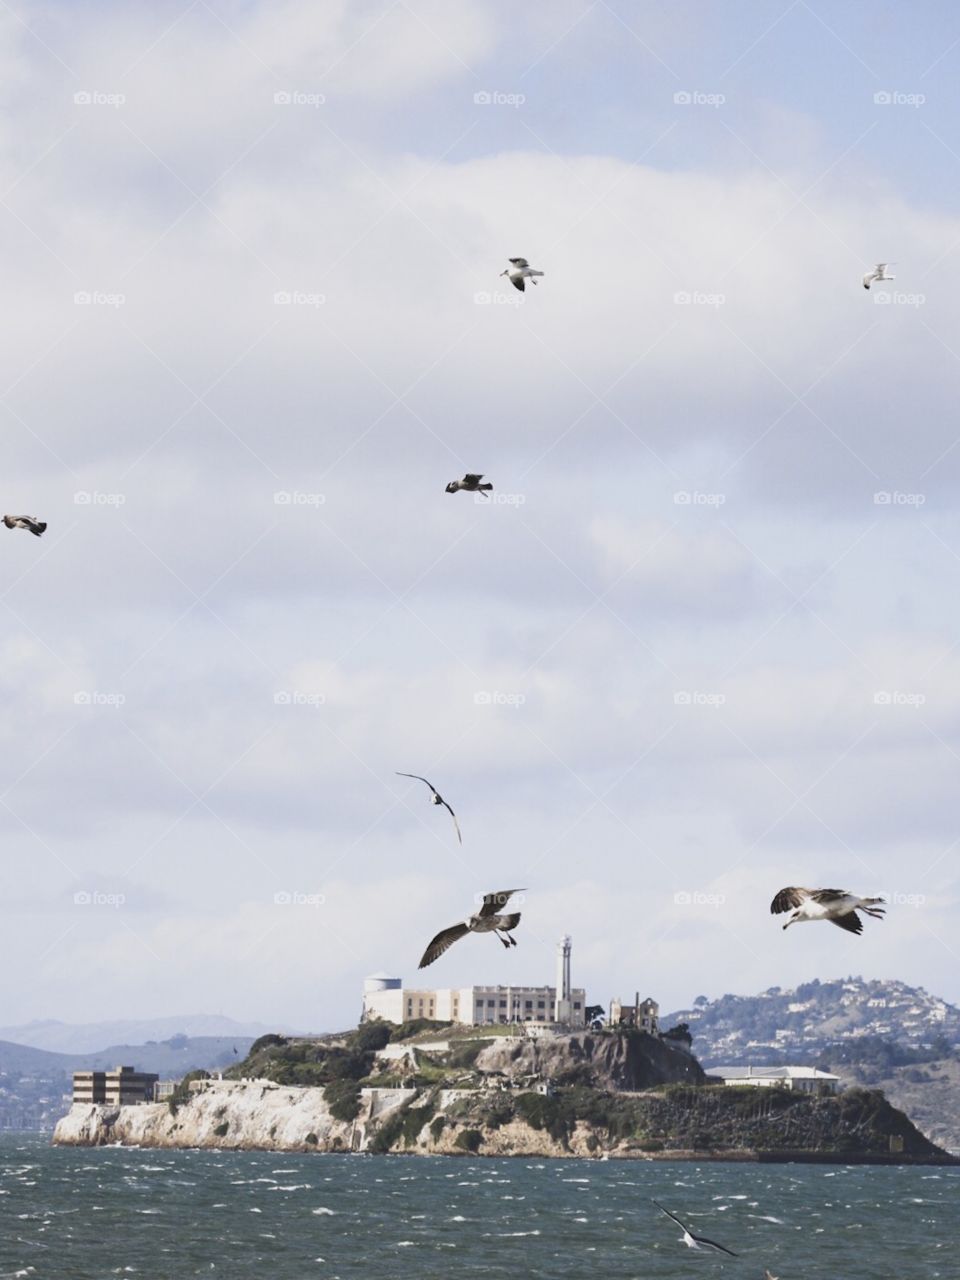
[3,0,960,1034]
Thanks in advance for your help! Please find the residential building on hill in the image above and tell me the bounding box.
[72,1066,159,1106]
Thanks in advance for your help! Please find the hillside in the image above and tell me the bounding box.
[0,1015,281,1055]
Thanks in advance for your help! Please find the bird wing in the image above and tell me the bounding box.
[510,276,525,291]
[695,1233,738,1257]
[419,922,470,968]
[829,910,863,934]
[810,888,852,904]
[770,887,812,914]
[463,474,484,484]
[440,798,462,844]
[652,1201,689,1232]
[395,771,437,795]
[478,888,524,918]
[508,258,529,267]
[876,263,888,271]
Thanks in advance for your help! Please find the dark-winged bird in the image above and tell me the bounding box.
[770,886,886,934]
[3,515,46,537]
[500,258,544,291]
[445,474,493,497]
[419,888,524,968]
[395,772,462,844]
[653,1201,738,1256]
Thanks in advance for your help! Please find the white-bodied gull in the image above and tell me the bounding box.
[653,1201,738,1256]
[862,263,895,290]
[3,514,46,537]
[445,473,493,497]
[395,772,462,844]
[771,886,886,934]
[419,888,523,968]
[501,258,544,292]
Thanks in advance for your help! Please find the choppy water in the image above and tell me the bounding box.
[0,1134,957,1279]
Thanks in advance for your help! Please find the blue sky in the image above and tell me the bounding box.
[1,0,960,1034]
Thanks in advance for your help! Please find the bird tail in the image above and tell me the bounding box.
[479,483,493,492]
[861,896,885,907]
[501,912,521,929]
[33,522,47,537]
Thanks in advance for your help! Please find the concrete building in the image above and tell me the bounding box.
[72,1066,159,1106]
[609,994,660,1034]
[708,1065,840,1095]
[362,973,586,1028]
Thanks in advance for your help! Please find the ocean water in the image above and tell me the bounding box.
[0,1133,956,1279]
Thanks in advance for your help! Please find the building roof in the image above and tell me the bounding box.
[709,1065,839,1081]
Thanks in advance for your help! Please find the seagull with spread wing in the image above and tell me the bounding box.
[445,473,493,497]
[395,772,462,844]
[3,515,46,537]
[419,888,524,969]
[862,262,895,290]
[771,886,886,934]
[500,257,544,291]
[653,1201,738,1257]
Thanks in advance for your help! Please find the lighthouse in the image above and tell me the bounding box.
[554,935,573,1023]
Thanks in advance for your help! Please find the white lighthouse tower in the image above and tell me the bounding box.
[554,934,572,1023]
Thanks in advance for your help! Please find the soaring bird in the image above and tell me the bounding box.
[395,772,462,844]
[445,473,493,497]
[500,257,544,291]
[862,262,895,290]
[770,886,886,934]
[653,1201,738,1256]
[3,515,46,537]
[418,888,524,968]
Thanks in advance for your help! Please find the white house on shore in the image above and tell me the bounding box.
[708,1065,840,1094]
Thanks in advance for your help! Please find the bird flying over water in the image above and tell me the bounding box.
[395,772,462,844]
[500,257,544,291]
[653,1201,738,1256]
[770,886,886,934]
[445,474,493,497]
[3,515,46,537]
[418,888,524,968]
[862,262,895,289]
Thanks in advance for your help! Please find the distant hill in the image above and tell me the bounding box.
[0,1014,288,1056]
[665,976,960,1066]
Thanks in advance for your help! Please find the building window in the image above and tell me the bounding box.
[524,1000,532,1009]
[573,1002,581,1010]
[537,1000,545,1008]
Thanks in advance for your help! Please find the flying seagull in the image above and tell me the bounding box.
[770,886,886,934]
[862,262,895,290]
[395,772,462,844]
[500,257,544,292]
[445,473,493,497]
[653,1201,738,1257]
[3,515,46,537]
[418,888,524,969]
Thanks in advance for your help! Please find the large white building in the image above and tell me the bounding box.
[708,1065,840,1094]
[362,938,587,1027]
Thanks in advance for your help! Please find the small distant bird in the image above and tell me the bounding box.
[862,262,895,290]
[764,1272,779,1280]
[232,1045,238,1056]
[653,1201,738,1257]
[445,474,493,498]
[771,886,886,934]
[395,772,462,844]
[500,257,544,292]
[3,515,46,537]
[419,888,524,968]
